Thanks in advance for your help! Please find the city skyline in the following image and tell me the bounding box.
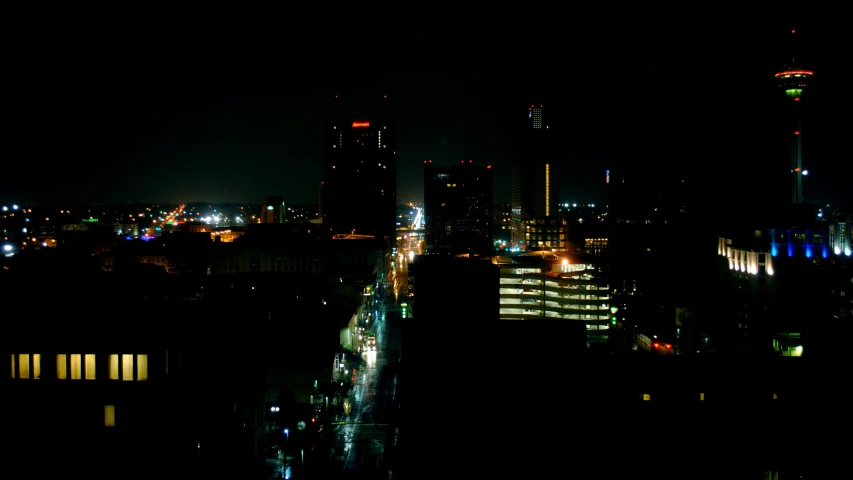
[4,14,850,480]
[4,15,849,208]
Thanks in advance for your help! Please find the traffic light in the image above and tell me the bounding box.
[611,316,617,325]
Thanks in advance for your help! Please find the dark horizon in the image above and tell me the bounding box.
[4,15,849,208]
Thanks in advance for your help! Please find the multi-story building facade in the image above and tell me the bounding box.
[828,216,852,256]
[511,104,556,247]
[261,196,286,224]
[519,217,568,251]
[423,159,493,249]
[496,253,610,342]
[209,224,390,287]
[4,306,268,478]
[323,117,397,238]
[716,214,852,355]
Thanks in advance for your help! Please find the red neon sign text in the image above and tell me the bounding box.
[352,122,370,128]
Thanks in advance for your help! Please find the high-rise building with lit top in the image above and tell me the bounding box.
[511,104,557,248]
[322,117,397,237]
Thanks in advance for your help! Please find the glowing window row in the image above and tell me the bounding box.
[10,354,147,381]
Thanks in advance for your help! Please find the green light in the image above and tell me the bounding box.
[82,218,98,223]
[611,316,617,325]
[785,89,803,99]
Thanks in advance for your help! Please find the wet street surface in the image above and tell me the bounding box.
[325,297,399,479]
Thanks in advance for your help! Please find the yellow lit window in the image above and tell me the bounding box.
[85,354,96,380]
[104,405,115,427]
[122,354,134,381]
[109,355,119,380]
[70,354,82,380]
[18,354,29,379]
[10,354,14,378]
[137,354,148,381]
[33,354,40,379]
[56,354,67,379]
[642,394,651,401]
[699,393,705,401]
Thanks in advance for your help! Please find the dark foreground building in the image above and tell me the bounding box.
[391,255,846,479]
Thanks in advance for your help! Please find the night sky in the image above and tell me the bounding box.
[5,12,849,207]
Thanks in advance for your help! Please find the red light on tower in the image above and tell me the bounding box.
[775,70,814,77]
[794,97,801,102]
[384,95,387,98]
[792,29,796,34]
[469,159,473,163]
[487,165,492,169]
[794,131,800,135]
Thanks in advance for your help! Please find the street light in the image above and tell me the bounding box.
[297,421,306,470]
[283,428,289,476]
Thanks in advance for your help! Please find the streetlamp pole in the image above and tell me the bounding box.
[283,428,289,476]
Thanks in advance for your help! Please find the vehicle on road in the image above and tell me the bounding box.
[637,333,675,354]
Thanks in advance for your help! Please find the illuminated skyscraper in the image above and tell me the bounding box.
[776,29,813,205]
[322,117,397,237]
[510,104,556,247]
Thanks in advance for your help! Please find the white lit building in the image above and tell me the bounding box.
[495,253,610,342]
[717,217,852,356]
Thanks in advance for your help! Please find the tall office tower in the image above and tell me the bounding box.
[318,181,324,220]
[322,117,397,237]
[423,159,493,250]
[776,29,813,205]
[260,196,286,223]
[511,104,556,246]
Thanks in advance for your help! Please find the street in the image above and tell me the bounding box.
[327,294,400,479]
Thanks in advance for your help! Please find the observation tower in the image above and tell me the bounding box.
[775,29,813,204]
